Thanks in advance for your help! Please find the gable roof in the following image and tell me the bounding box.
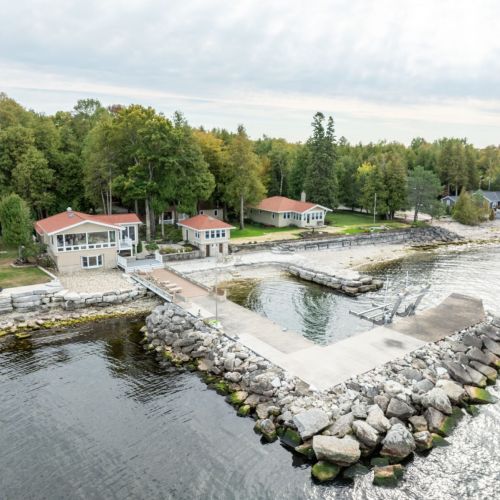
[178,214,234,231]
[253,196,331,213]
[476,190,500,203]
[35,211,141,235]
[441,195,458,202]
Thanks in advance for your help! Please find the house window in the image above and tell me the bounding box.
[205,231,210,239]
[81,255,103,269]
[64,233,86,249]
[88,232,108,244]
[211,230,215,238]
[272,213,275,219]
[216,230,221,238]
[109,231,116,243]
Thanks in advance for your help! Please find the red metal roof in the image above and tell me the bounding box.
[254,196,326,213]
[35,211,141,235]
[178,214,234,231]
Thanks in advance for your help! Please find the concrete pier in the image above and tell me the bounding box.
[148,268,485,391]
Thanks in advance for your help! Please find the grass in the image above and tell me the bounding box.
[230,223,301,239]
[0,239,50,289]
[326,210,408,234]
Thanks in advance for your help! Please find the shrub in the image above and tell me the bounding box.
[452,190,482,225]
[145,241,159,252]
[159,246,177,254]
[136,241,143,253]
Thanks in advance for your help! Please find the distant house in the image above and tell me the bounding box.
[441,195,458,208]
[198,202,224,221]
[474,190,500,209]
[35,208,142,272]
[178,214,234,257]
[160,207,189,225]
[249,195,331,228]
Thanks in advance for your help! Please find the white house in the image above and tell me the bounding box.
[178,214,234,257]
[35,209,142,273]
[249,195,331,228]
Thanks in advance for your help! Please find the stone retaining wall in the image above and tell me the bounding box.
[230,226,460,254]
[0,280,149,315]
[156,249,203,262]
[143,301,500,487]
[287,265,383,295]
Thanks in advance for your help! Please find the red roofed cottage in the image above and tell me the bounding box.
[249,193,331,228]
[178,214,234,257]
[35,208,142,272]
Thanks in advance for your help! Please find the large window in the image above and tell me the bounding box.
[81,255,103,269]
[55,230,117,252]
[88,232,108,244]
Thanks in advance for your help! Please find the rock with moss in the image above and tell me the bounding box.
[425,407,462,436]
[280,428,302,448]
[295,440,316,460]
[311,461,340,482]
[431,433,450,447]
[413,431,433,451]
[312,435,361,467]
[237,404,251,417]
[373,464,404,487]
[370,456,390,467]
[256,418,277,442]
[380,424,415,461]
[464,385,497,404]
[227,391,249,406]
[342,463,369,481]
[468,361,497,384]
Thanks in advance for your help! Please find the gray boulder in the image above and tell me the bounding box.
[374,394,390,413]
[312,435,361,467]
[463,334,483,349]
[467,347,496,367]
[408,415,428,432]
[413,378,434,393]
[386,397,416,420]
[293,408,330,440]
[351,403,368,419]
[352,420,380,449]
[413,430,433,451]
[328,412,354,437]
[384,381,405,397]
[421,388,452,415]
[424,407,447,435]
[482,336,500,356]
[435,379,466,404]
[366,404,391,433]
[380,424,416,460]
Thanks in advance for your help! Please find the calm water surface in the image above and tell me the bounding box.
[2,245,500,499]
[227,245,500,345]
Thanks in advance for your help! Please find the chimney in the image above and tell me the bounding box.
[67,207,74,218]
[300,191,306,202]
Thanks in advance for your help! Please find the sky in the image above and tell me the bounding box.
[1,0,500,146]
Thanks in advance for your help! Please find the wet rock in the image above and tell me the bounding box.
[435,379,466,404]
[352,420,380,448]
[256,403,271,419]
[424,407,462,436]
[312,435,361,467]
[366,404,391,433]
[373,464,405,487]
[237,404,251,417]
[293,409,330,440]
[342,463,370,481]
[226,391,248,406]
[380,424,416,461]
[413,431,433,451]
[464,386,497,404]
[408,415,428,432]
[431,433,450,447]
[311,461,340,482]
[421,388,452,415]
[386,398,416,420]
[328,412,354,437]
[243,394,260,408]
[469,360,497,384]
[255,419,277,442]
[374,394,390,413]
[295,440,316,460]
[280,428,302,448]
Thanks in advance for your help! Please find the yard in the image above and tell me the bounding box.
[0,240,50,289]
[230,223,301,239]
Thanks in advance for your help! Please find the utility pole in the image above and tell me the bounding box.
[373,192,377,224]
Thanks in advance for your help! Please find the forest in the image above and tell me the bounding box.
[1,92,499,238]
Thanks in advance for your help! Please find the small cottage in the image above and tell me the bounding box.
[178,214,234,257]
[249,195,331,228]
[35,208,142,272]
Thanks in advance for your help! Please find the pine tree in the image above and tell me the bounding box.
[0,193,32,246]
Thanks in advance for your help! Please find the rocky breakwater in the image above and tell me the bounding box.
[142,302,500,488]
[287,265,383,296]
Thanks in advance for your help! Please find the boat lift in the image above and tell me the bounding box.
[349,282,430,325]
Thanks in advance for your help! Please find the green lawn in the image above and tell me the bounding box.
[230,223,300,239]
[326,211,408,232]
[0,240,50,289]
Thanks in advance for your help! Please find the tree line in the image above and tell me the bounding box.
[1,93,500,238]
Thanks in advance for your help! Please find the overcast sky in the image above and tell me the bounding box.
[2,0,500,145]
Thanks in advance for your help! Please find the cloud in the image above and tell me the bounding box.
[1,0,500,144]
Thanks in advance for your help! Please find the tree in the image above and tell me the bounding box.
[452,189,483,225]
[12,147,55,218]
[223,125,266,229]
[407,166,442,222]
[0,193,32,246]
[266,141,293,196]
[303,113,338,207]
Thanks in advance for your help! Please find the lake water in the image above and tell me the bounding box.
[227,245,500,345]
[1,245,500,499]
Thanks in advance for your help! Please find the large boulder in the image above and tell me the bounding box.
[312,435,361,467]
[380,424,416,460]
[445,362,486,387]
[435,379,466,404]
[366,404,391,433]
[311,461,340,482]
[293,408,330,440]
[467,347,496,367]
[469,360,497,384]
[386,397,416,420]
[421,388,452,415]
[373,464,404,487]
[413,431,433,451]
[408,415,428,432]
[328,412,354,437]
[482,336,500,356]
[352,420,380,449]
[464,386,497,404]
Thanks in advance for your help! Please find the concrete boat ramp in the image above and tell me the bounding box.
[146,269,485,391]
